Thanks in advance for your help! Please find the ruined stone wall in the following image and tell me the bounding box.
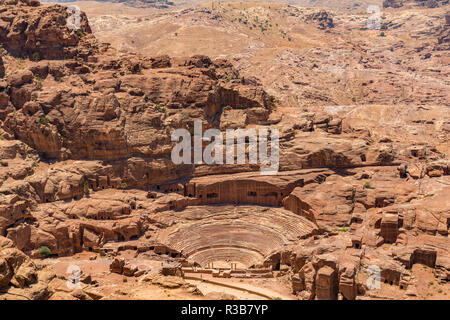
[412,248,437,268]
[316,266,338,300]
[282,192,317,223]
[381,213,399,244]
[195,180,285,207]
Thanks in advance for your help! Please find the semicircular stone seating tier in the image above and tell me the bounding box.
[156,205,318,268]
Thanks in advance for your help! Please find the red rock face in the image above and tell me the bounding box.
[0,56,4,78]
[383,0,404,8]
[0,0,448,300]
[0,6,273,162]
[436,13,450,50]
[0,0,92,59]
[384,0,448,8]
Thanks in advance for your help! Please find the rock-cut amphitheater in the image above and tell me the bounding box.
[0,0,449,300]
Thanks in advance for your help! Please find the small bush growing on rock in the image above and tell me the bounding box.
[269,95,279,104]
[317,176,326,184]
[364,181,372,189]
[39,246,52,257]
[34,75,43,89]
[35,80,43,89]
[32,52,41,61]
[83,181,89,193]
[76,29,84,38]
[155,104,166,114]
[123,278,128,283]
[39,116,50,126]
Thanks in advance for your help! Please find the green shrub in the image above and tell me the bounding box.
[32,52,41,61]
[76,29,84,38]
[39,246,52,257]
[364,181,372,189]
[36,80,43,89]
[317,176,326,184]
[83,181,89,193]
[39,116,50,126]
[34,75,44,89]
[155,104,166,114]
[269,95,279,103]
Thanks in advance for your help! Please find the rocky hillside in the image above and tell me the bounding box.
[383,0,449,8]
[77,1,450,110]
[42,0,175,8]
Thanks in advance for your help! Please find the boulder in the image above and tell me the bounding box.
[0,244,37,289]
[109,257,125,274]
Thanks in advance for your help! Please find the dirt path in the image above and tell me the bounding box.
[185,275,295,300]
